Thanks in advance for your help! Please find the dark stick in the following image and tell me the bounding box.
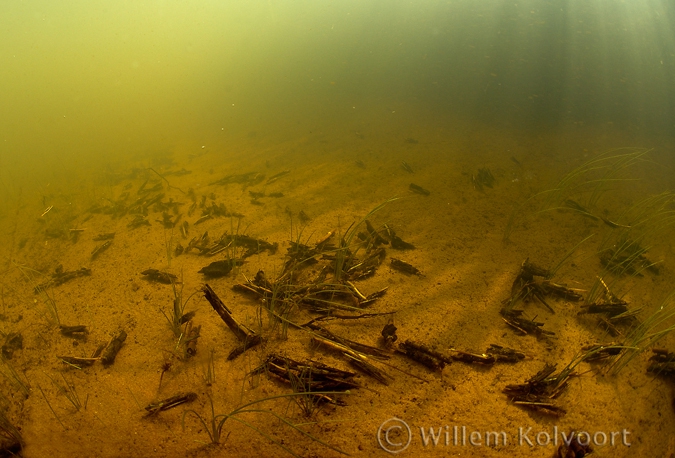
[148,167,187,195]
[102,330,127,366]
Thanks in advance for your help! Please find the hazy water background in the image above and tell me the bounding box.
[2,0,674,206]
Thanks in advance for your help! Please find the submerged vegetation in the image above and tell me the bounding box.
[500,147,675,415]
[182,393,349,456]
[504,147,654,242]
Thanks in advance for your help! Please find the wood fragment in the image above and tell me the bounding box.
[101,330,127,366]
[202,284,262,359]
[144,392,198,416]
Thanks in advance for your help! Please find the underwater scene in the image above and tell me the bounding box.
[2,1,675,457]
